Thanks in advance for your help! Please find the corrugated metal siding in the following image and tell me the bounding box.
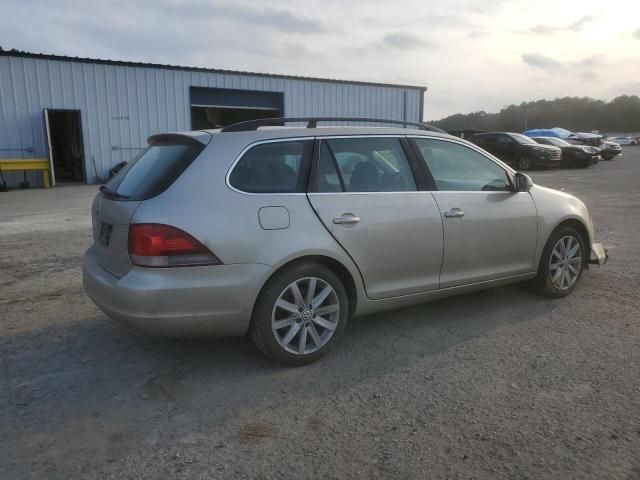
[0,56,424,186]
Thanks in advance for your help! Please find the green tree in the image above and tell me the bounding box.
[431,96,640,133]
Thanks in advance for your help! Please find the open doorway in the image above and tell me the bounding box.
[44,109,85,184]
[191,106,279,129]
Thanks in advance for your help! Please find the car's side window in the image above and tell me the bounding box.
[318,137,417,193]
[229,140,310,193]
[413,138,512,192]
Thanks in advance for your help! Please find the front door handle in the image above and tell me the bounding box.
[444,207,465,218]
[333,213,360,226]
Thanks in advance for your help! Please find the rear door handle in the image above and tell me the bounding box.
[444,207,465,218]
[333,213,360,226]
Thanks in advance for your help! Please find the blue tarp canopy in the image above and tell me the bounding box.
[523,127,573,138]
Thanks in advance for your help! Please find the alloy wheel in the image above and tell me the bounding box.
[518,156,531,170]
[271,277,340,355]
[549,235,582,290]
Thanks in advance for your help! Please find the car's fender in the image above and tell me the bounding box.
[529,185,594,266]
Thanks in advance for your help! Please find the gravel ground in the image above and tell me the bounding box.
[1,149,639,479]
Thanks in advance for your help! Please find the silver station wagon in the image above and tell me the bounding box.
[83,117,607,365]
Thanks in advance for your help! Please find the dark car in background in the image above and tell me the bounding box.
[532,137,600,168]
[469,132,561,170]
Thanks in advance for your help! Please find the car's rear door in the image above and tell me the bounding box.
[307,136,443,299]
[410,137,538,288]
[474,135,499,157]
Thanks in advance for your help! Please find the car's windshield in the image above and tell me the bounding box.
[543,137,570,147]
[510,133,538,145]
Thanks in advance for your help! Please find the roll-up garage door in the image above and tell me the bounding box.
[190,87,284,129]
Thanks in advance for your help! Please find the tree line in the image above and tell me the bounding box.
[430,95,640,133]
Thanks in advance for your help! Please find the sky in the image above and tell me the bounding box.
[1,0,639,120]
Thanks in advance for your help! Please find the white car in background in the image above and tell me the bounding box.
[607,136,637,146]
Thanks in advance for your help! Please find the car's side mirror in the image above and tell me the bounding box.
[513,172,533,192]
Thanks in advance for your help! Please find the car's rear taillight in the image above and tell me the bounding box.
[128,224,221,267]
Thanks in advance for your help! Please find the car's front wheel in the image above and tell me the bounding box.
[517,155,532,170]
[250,263,348,365]
[533,226,587,297]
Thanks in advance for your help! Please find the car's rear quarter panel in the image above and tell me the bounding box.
[131,133,367,317]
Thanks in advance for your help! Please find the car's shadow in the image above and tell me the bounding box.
[1,281,567,420]
[3,277,593,471]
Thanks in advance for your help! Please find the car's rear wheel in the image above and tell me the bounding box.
[580,162,592,169]
[533,226,586,298]
[517,155,532,170]
[250,263,348,365]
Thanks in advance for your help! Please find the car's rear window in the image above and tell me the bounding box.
[104,140,204,201]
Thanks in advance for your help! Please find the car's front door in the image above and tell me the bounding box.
[411,137,538,288]
[307,136,443,300]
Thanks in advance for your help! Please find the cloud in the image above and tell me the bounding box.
[522,53,561,69]
[530,24,558,35]
[568,15,594,32]
[468,30,489,39]
[522,53,605,74]
[577,56,603,68]
[581,71,599,82]
[467,0,509,14]
[382,32,430,49]
[159,1,327,33]
[220,4,326,33]
[634,29,640,40]
[530,15,595,35]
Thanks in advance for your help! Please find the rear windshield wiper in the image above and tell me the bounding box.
[99,185,130,200]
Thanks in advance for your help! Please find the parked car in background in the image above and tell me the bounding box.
[532,137,599,168]
[600,140,623,160]
[607,136,637,146]
[82,118,607,365]
[468,132,561,170]
[567,132,604,148]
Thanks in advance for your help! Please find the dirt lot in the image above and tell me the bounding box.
[1,149,639,479]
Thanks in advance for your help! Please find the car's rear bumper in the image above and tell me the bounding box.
[589,242,608,267]
[82,246,269,337]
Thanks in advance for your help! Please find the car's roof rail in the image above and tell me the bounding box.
[219,117,446,134]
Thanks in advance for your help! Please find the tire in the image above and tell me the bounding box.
[517,155,532,171]
[250,262,349,366]
[532,226,587,298]
[586,160,596,168]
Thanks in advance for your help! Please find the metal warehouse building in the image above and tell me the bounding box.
[0,50,426,188]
